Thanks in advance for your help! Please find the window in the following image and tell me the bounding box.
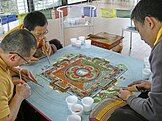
[67,0,87,4]
[0,0,18,13]
[33,0,61,11]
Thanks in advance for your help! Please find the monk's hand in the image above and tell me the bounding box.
[42,40,52,56]
[30,56,39,62]
[128,80,151,91]
[15,83,31,100]
[19,68,36,82]
[125,85,138,92]
[118,88,132,101]
[12,76,25,85]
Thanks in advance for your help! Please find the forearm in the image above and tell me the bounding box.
[0,95,23,121]
[127,95,154,120]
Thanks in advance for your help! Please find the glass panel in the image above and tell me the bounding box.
[34,0,61,11]
[67,0,87,4]
[17,0,28,14]
[0,0,19,14]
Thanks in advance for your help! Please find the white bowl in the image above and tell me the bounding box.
[66,95,78,109]
[81,97,94,112]
[70,104,83,116]
[67,114,81,121]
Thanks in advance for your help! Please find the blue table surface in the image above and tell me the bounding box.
[24,45,144,121]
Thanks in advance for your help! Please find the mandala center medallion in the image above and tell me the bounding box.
[76,68,89,77]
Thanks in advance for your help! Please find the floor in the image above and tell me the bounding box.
[99,0,151,60]
[1,0,151,61]
[55,0,151,61]
[122,32,151,59]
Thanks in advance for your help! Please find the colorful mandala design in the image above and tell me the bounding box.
[65,65,100,82]
[41,54,127,98]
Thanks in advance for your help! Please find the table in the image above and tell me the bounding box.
[24,45,143,121]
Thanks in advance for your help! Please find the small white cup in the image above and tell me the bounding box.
[85,39,92,48]
[78,36,85,45]
[66,95,78,109]
[75,40,82,48]
[81,97,94,112]
[70,104,83,116]
[70,38,77,46]
[67,114,81,121]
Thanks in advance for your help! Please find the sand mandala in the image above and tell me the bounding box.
[40,54,127,98]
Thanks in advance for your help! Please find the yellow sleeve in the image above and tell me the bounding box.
[0,82,10,119]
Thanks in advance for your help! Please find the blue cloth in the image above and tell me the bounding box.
[24,45,143,121]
